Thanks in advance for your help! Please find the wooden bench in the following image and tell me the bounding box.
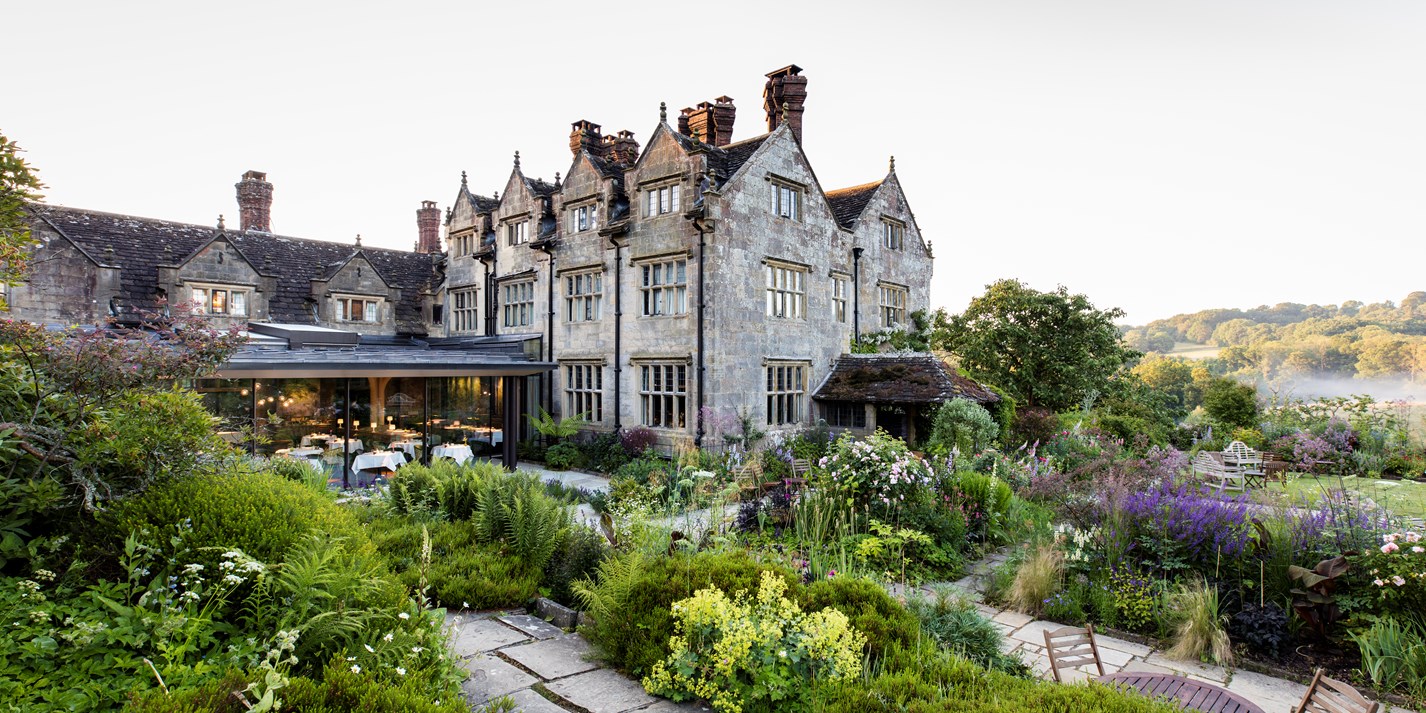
[1193,451,1245,493]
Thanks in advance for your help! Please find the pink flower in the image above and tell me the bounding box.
[1392,575,1407,587]
[1373,579,1386,586]
[1413,547,1425,554]
[1382,542,1400,554]
[1385,534,1400,544]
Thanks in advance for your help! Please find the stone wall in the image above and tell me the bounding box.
[7,224,111,324]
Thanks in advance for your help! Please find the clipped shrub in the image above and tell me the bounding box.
[544,441,581,470]
[802,575,920,660]
[280,658,469,713]
[365,515,541,609]
[927,399,999,457]
[103,470,372,567]
[643,571,866,713]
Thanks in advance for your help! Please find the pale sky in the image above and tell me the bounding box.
[9,0,1424,324]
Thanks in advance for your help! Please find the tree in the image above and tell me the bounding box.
[0,131,45,306]
[940,279,1139,411]
[927,398,998,457]
[1202,377,1259,430]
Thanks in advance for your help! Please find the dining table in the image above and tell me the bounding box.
[432,443,474,465]
[275,447,324,459]
[351,450,407,473]
[388,440,422,458]
[1096,672,1265,713]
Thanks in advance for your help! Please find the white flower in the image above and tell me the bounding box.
[383,632,394,642]
[398,612,410,620]
[1392,575,1407,586]
[396,667,407,676]
[183,564,204,573]
[222,574,244,585]
[346,656,356,661]
[411,646,424,653]
[364,644,375,653]
[1413,546,1425,554]
[1374,578,1386,586]
[350,664,361,673]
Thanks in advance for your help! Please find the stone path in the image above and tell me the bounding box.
[446,610,709,713]
[921,549,1416,713]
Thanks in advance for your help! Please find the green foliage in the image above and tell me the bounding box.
[802,576,921,660]
[71,388,227,501]
[542,524,609,607]
[905,586,1027,674]
[943,279,1140,411]
[0,131,45,299]
[1350,617,1426,699]
[579,432,630,473]
[927,399,999,457]
[574,551,801,677]
[643,571,866,713]
[544,441,581,470]
[1006,543,1062,615]
[104,469,373,568]
[360,512,542,609]
[1202,377,1260,429]
[278,657,470,713]
[261,456,328,493]
[527,407,586,440]
[1166,577,1232,665]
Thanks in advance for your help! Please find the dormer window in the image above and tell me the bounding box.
[882,218,905,251]
[644,183,681,216]
[569,203,598,233]
[337,296,380,322]
[506,220,529,246]
[190,285,248,317]
[770,178,803,221]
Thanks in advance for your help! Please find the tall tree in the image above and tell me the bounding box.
[0,131,45,305]
[941,279,1139,411]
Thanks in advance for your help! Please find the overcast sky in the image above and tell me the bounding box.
[10,0,1424,324]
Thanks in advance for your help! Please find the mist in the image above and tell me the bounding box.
[1263,375,1424,404]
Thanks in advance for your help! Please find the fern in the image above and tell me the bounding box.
[251,534,386,666]
[573,550,646,623]
[503,490,569,571]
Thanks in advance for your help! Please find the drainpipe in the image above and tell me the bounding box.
[609,235,623,431]
[690,217,708,447]
[852,247,864,341]
[538,243,556,419]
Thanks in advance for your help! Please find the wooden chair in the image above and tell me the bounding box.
[1043,623,1106,683]
[1294,668,1378,713]
[731,461,764,498]
[790,458,812,478]
[1194,451,1246,493]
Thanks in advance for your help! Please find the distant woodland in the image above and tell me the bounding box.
[1123,292,1426,382]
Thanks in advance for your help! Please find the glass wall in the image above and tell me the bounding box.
[427,376,503,459]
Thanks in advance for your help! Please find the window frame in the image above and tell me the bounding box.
[770,178,804,221]
[188,283,251,317]
[563,362,604,423]
[879,282,908,327]
[822,401,867,429]
[639,258,688,317]
[765,361,809,426]
[764,261,807,320]
[450,286,480,333]
[564,269,603,323]
[638,361,689,430]
[831,273,850,323]
[505,219,530,246]
[501,279,536,328]
[568,202,598,233]
[882,218,906,251]
[643,183,682,217]
[335,294,382,323]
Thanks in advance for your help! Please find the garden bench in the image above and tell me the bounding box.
[1193,451,1246,494]
[1293,668,1378,713]
[1222,441,1267,488]
[790,458,812,478]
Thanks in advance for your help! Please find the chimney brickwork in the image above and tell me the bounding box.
[416,200,441,254]
[763,65,808,143]
[569,120,604,157]
[235,170,273,232]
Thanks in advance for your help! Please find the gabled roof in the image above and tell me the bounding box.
[315,249,391,287]
[824,180,883,229]
[524,176,557,198]
[29,205,440,333]
[705,135,770,187]
[813,353,999,406]
[172,228,268,276]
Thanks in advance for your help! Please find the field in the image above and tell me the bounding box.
[1257,473,1426,521]
[1166,341,1221,360]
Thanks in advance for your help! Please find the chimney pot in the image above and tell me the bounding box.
[763,65,808,143]
[416,201,441,254]
[569,119,605,157]
[235,171,273,232]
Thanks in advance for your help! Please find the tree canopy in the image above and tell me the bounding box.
[0,131,44,304]
[941,279,1139,411]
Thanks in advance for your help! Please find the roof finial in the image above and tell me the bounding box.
[554,172,561,188]
[889,155,896,173]
[493,189,499,200]
[460,170,468,186]
[660,101,667,122]
[513,150,521,169]
[691,127,702,144]
[355,233,362,247]
[781,102,790,123]
[217,214,226,230]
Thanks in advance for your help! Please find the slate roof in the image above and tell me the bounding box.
[464,186,500,214]
[824,181,882,229]
[586,152,627,183]
[706,135,769,186]
[30,205,440,334]
[813,353,999,406]
[524,176,558,198]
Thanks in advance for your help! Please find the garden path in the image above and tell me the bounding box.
[921,549,1415,713]
[444,609,708,713]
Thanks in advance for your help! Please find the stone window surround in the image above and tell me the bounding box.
[333,292,383,323]
[187,281,254,317]
[450,229,478,257]
[449,285,480,333]
[830,271,851,323]
[563,267,603,323]
[632,251,690,318]
[502,214,531,246]
[634,357,691,431]
[766,173,806,222]
[638,174,683,218]
[561,359,605,423]
[878,281,909,327]
[566,198,599,233]
[881,216,906,251]
[500,277,536,328]
[765,359,810,426]
[762,257,808,320]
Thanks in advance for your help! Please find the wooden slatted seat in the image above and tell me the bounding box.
[1194,451,1246,493]
[731,461,764,497]
[1043,623,1105,683]
[790,458,812,477]
[1294,668,1379,713]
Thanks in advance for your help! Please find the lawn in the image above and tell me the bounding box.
[1255,473,1426,520]
[1166,341,1220,360]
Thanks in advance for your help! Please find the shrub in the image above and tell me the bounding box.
[1202,378,1258,430]
[816,430,932,511]
[70,387,228,502]
[1166,578,1232,666]
[927,399,999,457]
[905,586,1026,674]
[469,471,570,572]
[542,524,609,607]
[1010,406,1059,448]
[621,427,658,457]
[261,456,327,493]
[1230,602,1288,659]
[802,575,920,659]
[1354,529,1426,618]
[363,514,542,609]
[280,657,469,713]
[1006,543,1062,615]
[103,469,372,568]
[544,441,581,470]
[575,551,800,677]
[643,571,866,713]
[579,431,629,473]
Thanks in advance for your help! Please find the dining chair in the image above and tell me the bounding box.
[1043,623,1106,683]
[1293,669,1379,713]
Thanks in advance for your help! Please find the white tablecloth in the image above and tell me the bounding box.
[389,440,422,458]
[276,447,324,459]
[432,444,474,465]
[301,433,337,447]
[352,451,406,472]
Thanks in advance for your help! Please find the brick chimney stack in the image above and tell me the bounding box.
[416,200,441,254]
[608,130,640,165]
[235,170,273,232]
[569,120,604,157]
[712,96,736,146]
[763,65,808,142]
[687,102,714,144]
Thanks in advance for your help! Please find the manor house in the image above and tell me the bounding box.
[12,65,937,452]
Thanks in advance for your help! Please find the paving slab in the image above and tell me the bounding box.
[504,688,569,713]
[501,634,600,680]
[972,602,999,618]
[1142,652,1229,683]
[992,610,1034,628]
[499,613,567,640]
[1120,659,1175,675]
[459,653,538,705]
[547,669,658,713]
[1011,619,1069,646]
[1095,634,1153,658]
[1223,669,1310,712]
[1095,645,1134,668]
[451,618,531,657]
